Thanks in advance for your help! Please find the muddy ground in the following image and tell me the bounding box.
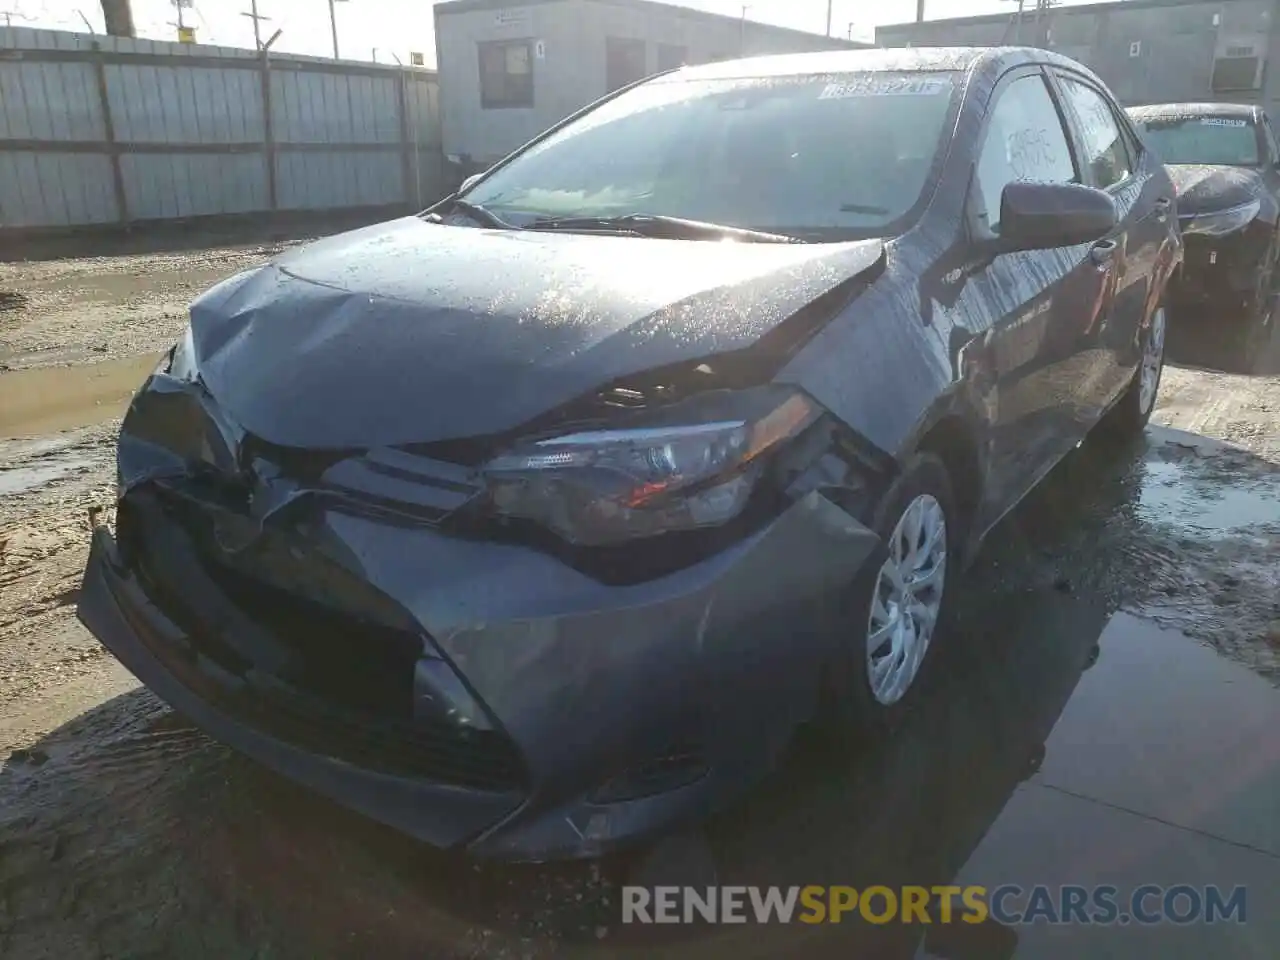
[1,232,1279,959]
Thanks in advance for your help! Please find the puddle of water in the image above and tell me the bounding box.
[0,353,161,439]
[0,428,96,461]
[0,454,98,495]
[34,266,235,304]
[1138,457,1280,536]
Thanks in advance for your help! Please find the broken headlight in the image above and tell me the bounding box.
[482,386,820,546]
[163,326,198,382]
[1181,198,1261,237]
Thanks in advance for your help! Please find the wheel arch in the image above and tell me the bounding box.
[901,396,990,563]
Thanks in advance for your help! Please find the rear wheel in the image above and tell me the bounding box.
[1101,304,1166,438]
[820,453,956,737]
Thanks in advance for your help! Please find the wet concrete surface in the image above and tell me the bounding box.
[0,423,1277,959]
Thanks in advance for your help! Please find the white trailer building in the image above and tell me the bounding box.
[432,0,866,181]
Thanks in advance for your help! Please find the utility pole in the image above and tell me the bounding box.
[826,0,832,36]
[100,0,135,37]
[739,5,749,55]
[916,0,926,22]
[1032,0,1057,46]
[328,0,340,59]
[1001,0,1026,45]
[167,0,194,42]
[241,0,269,50]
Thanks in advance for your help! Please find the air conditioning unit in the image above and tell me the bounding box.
[1213,44,1264,90]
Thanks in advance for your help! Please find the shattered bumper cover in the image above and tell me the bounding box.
[79,476,878,860]
[1170,220,1271,305]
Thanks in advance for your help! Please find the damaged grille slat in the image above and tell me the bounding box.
[320,448,481,515]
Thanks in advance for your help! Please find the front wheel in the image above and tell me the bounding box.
[1237,287,1277,372]
[820,453,956,737]
[1101,304,1166,438]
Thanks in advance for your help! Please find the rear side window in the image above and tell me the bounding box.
[975,74,1077,234]
[1059,78,1133,189]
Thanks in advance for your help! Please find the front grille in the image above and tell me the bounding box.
[201,558,421,720]
[222,680,527,791]
[119,492,528,792]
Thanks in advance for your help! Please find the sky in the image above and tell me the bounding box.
[1,0,1105,65]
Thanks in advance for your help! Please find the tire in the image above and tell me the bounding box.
[1101,303,1166,439]
[1237,282,1277,372]
[819,452,957,739]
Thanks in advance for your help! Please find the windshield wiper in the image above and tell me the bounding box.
[423,196,516,230]
[525,213,805,244]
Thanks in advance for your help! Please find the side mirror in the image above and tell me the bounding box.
[460,173,482,193]
[998,181,1117,252]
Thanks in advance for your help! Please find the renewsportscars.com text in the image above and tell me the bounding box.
[621,884,1248,926]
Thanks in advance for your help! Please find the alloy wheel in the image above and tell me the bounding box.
[1138,306,1166,416]
[866,493,948,706]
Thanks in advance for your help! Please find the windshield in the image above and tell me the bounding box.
[1132,115,1260,166]
[463,71,960,241]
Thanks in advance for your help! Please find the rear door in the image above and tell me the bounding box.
[1051,71,1168,423]
[961,67,1115,528]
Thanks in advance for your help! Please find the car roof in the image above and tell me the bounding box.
[1127,102,1260,121]
[669,45,1105,85]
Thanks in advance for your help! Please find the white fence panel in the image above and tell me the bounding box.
[0,25,444,230]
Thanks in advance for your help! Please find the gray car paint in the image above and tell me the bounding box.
[80,46,1180,860]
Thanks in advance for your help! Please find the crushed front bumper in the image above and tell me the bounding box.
[1169,223,1270,308]
[78,481,878,860]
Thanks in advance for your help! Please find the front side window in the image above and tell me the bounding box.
[479,40,533,110]
[1059,78,1133,188]
[974,74,1077,234]
[464,71,961,241]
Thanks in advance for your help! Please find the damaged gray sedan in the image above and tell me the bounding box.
[77,47,1180,860]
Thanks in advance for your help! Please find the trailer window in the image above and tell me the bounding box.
[479,40,533,109]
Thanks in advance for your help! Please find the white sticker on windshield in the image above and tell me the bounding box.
[818,76,953,99]
[1201,118,1249,127]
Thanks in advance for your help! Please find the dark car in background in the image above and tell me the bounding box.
[1128,102,1280,355]
[78,47,1180,862]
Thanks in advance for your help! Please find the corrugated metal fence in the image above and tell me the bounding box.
[0,26,445,230]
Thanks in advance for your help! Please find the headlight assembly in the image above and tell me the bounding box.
[162,326,198,382]
[1181,198,1261,237]
[482,386,821,545]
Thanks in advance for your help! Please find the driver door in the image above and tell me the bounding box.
[962,68,1117,531]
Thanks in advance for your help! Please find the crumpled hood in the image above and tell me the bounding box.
[1166,163,1263,217]
[189,216,884,448]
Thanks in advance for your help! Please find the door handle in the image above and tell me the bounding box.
[1090,238,1118,266]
